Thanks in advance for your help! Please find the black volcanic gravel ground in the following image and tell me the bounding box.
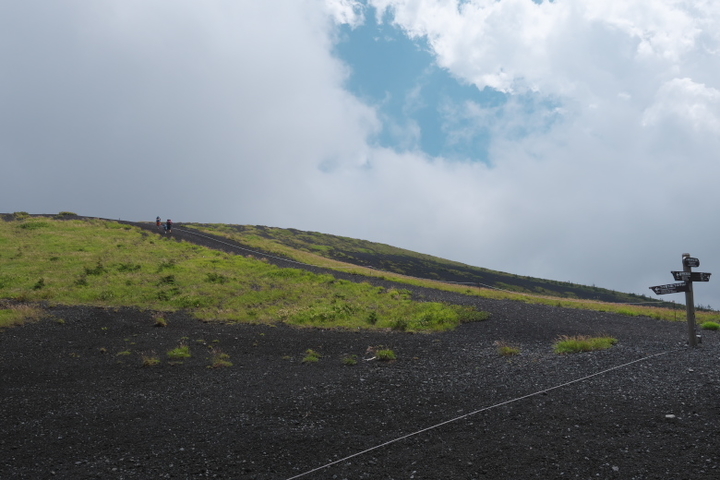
[2,223,720,479]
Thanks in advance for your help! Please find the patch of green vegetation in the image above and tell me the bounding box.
[18,221,50,230]
[167,344,191,360]
[553,335,618,354]
[302,348,321,363]
[117,262,141,273]
[496,342,520,356]
[700,321,720,330]
[142,354,160,367]
[208,349,232,368]
[206,272,229,284]
[187,223,694,322]
[376,349,396,361]
[116,350,132,356]
[12,217,477,330]
[3,216,705,333]
[0,304,43,328]
[341,354,358,366]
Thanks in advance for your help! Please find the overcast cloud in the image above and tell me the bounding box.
[2,0,720,308]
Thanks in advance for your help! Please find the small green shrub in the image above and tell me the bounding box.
[167,344,191,359]
[98,290,115,301]
[157,260,176,272]
[700,321,720,330]
[342,355,358,366]
[154,316,168,327]
[12,211,30,219]
[156,288,180,301]
[390,319,408,331]
[553,335,617,354]
[19,222,49,230]
[84,262,107,276]
[206,272,229,284]
[57,211,77,216]
[302,348,321,363]
[117,350,132,356]
[117,262,142,273]
[208,349,232,368]
[142,354,160,367]
[376,349,396,361]
[496,342,520,356]
[459,309,491,323]
[157,275,176,286]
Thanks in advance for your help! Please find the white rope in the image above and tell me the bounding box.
[284,350,671,480]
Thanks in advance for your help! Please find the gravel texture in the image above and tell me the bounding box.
[2,223,720,479]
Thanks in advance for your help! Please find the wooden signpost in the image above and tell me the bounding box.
[649,253,711,347]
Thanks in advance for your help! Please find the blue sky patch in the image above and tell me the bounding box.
[334,10,507,163]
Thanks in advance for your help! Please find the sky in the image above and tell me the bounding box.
[2,0,720,308]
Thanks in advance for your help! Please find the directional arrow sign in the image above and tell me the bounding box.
[683,257,700,268]
[672,271,712,282]
[650,282,689,295]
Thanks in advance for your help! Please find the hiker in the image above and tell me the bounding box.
[156,216,162,230]
[165,219,173,234]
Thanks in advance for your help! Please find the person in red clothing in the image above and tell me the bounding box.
[156,216,162,230]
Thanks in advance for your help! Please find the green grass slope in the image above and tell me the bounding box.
[187,223,662,305]
[0,216,486,331]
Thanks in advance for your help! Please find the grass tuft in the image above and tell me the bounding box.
[167,344,191,360]
[142,353,161,367]
[0,304,44,328]
[341,354,358,366]
[553,335,617,354]
[376,348,396,361]
[208,348,233,368]
[496,341,520,356]
[700,321,720,330]
[302,348,321,363]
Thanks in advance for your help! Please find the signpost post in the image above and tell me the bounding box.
[649,253,711,347]
[682,254,697,347]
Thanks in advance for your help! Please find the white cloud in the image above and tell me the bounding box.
[3,0,720,308]
[325,0,366,27]
[642,77,720,132]
[359,0,720,306]
[0,0,379,223]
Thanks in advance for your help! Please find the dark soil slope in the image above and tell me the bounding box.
[2,301,719,479]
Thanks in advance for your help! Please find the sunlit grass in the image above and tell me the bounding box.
[186,224,720,324]
[0,303,44,328]
[0,217,485,331]
[553,335,617,354]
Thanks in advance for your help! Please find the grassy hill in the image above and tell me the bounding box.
[0,215,485,331]
[2,213,714,329]
[185,223,664,305]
